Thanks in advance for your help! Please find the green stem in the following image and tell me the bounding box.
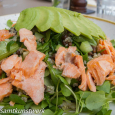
[107,98,115,101]
[111,86,115,90]
[56,80,60,111]
[65,85,79,114]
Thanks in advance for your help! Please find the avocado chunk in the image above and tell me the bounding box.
[46,7,64,33]
[55,8,80,36]
[36,7,54,32]
[15,8,39,31]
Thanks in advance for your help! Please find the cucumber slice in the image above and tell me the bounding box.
[35,32,44,41]
[55,44,62,51]
[80,41,93,53]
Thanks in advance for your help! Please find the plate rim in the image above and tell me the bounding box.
[83,14,115,25]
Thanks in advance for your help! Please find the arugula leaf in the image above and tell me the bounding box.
[61,83,71,97]
[0,41,19,61]
[52,96,64,105]
[6,41,16,52]
[86,91,107,111]
[45,30,51,42]
[25,101,34,109]
[72,35,97,46]
[37,42,50,53]
[9,94,25,105]
[76,91,91,99]
[41,100,48,108]
[54,109,64,115]
[96,81,110,93]
[7,20,13,28]
[111,40,115,48]
[56,75,68,85]
[46,61,61,85]
[43,109,54,115]
[65,85,79,114]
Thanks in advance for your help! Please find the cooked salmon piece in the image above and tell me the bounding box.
[9,101,15,106]
[62,63,81,79]
[111,80,115,85]
[87,71,96,92]
[97,39,115,62]
[19,28,37,51]
[55,47,67,67]
[24,39,37,52]
[74,55,87,91]
[106,75,115,80]
[87,55,114,85]
[1,55,22,75]
[0,82,12,101]
[0,29,14,41]
[20,51,45,77]
[67,46,77,53]
[65,52,76,64]
[19,28,33,42]
[0,77,11,85]
[12,61,46,105]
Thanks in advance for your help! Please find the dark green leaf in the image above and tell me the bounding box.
[41,100,48,108]
[76,91,91,99]
[86,91,107,111]
[105,110,112,115]
[37,42,50,53]
[46,61,61,85]
[3,97,10,103]
[43,109,54,115]
[96,81,110,93]
[54,109,64,115]
[56,75,68,85]
[0,72,6,79]
[61,83,71,97]
[6,41,16,52]
[7,20,13,28]
[72,35,97,46]
[0,41,19,61]
[25,101,34,109]
[52,96,64,105]
[9,94,25,105]
[45,30,51,42]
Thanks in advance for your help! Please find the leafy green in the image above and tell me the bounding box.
[45,30,51,42]
[72,35,97,46]
[61,83,71,97]
[0,72,6,79]
[54,109,64,115]
[86,91,107,111]
[76,91,91,99]
[46,61,61,85]
[96,81,110,93]
[9,94,25,105]
[7,20,13,28]
[6,41,16,52]
[25,101,34,109]
[43,109,54,115]
[37,42,50,53]
[111,39,115,48]
[0,41,19,61]
[41,100,48,108]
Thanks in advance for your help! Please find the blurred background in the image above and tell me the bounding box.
[0,0,115,22]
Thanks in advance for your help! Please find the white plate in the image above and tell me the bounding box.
[0,14,115,115]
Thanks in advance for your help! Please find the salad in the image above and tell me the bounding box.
[0,6,115,115]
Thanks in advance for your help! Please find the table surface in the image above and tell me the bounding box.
[0,0,96,16]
